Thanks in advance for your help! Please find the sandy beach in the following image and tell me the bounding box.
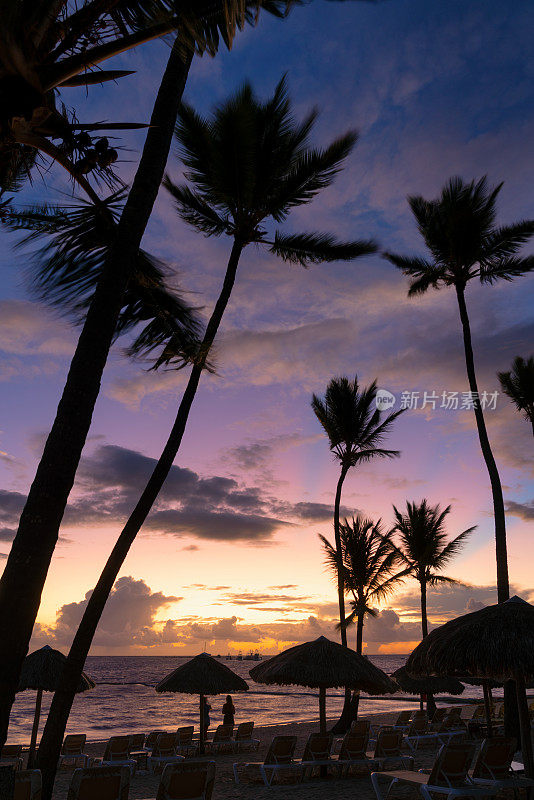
[50,710,441,799]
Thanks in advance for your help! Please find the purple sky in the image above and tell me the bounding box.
[0,0,533,654]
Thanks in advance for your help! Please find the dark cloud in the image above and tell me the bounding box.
[506,500,534,521]
[0,443,334,548]
[0,527,16,542]
[393,582,530,622]
[218,591,310,606]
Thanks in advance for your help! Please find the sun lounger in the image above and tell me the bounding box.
[371,728,415,771]
[430,709,450,730]
[149,733,185,773]
[154,760,216,800]
[334,718,371,753]
[67,765,130,800]
[390,710,413,732]
[145,730,168,751]
[469,736,534,793]
[58,734,91,769]
[233,735,300,786]
[371,741,498,800]
[0,745,23,771]
[299,732,334,777]
[14,769,41,800]
[405,716,441,752]
[98,736,137,774]
[335,729,379,776]
[232,722,259,753]
[175,727,197,757]
[204,725,234,754]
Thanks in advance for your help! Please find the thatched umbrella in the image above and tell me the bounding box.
[392,666,465,709]
[405,596,534,777]
[18,645,95,767]
[156,653,248,754]
[250,636,397,735]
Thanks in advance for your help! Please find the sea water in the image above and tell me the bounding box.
[7,654,496,743]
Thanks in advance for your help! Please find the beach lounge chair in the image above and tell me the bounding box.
[99,736,136,774]
[299,733,334,778]
[14,769,42,800]
[334,718,371,754]
[0,745,23,771]
[67,765,130,800]
[371,728,415,771]
[232,722,259,752]
[390,710,413,732]
[336,730,377,776]
[469,736,534,793]
[145,731,168,751]
[233,735,300,786]
[371,741,498,800]
[175,727,197,757]
[405,715,441,752]
[149,733,185,774]
[155,760,216,800]
[445,708,466,730]
[58,734,91,769]
[204,725,234,754]
[430,709,450,730]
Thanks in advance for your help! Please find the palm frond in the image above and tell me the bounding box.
[269,231,377,267]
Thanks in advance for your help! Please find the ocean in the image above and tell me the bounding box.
[7,654,497,743]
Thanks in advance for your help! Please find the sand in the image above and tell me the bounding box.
[49,709,447,799]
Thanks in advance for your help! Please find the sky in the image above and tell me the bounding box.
[0,0,533,656]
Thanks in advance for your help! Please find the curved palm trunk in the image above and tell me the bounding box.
[331,466,353,734]
[37,239,244,800]
[455,286,509,601]
[350,612,365,719]
[0,42,193,749]
[419,579,436,718]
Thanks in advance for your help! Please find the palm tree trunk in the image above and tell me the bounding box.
[331,466,352,734]
[350,612,365,720]
[0,41,193,750]
[37,239,244,800]
[455,285,509,601]
[456,286,518,739]
[419,578,436,718]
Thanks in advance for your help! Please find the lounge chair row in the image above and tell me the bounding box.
[234,727,414,786]
[8,760,216,800]
[371,737,534,800]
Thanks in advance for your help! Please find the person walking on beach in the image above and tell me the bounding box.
[202,697,211,736]
[222,695,235,726]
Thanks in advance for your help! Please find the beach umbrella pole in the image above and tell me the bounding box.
[514,672,534,778]
[28,688,43,768]
[199,693,205,755]
[482,680,493,737]
[319,687,326,735]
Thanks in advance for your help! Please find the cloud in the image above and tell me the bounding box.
[0,300,74,358]
[505,501,534,521]
[33,576,181,649]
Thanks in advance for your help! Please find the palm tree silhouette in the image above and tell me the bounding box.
[388,499,475,715]
[320,514,406,716]
[384,176,534,604]
[35,76,376,797]
[498,356,534,436]
[312,376,402,730]
[0,1,295,195]
[0,3,301,747]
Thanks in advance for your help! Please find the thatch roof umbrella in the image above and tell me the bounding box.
[392,666,465,709]
[156,653,248,754]
[18,645,95,767]
[405,596,534,777]
[250,636,397,735]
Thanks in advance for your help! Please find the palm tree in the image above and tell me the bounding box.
[384,177,534,604]
[0,2,300,748]
[498,356,534,436]
[0,0,297,195]
[389,499,476,714]
[320,514,406,716]
[312,376,402,730]
[35,76,376,798]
